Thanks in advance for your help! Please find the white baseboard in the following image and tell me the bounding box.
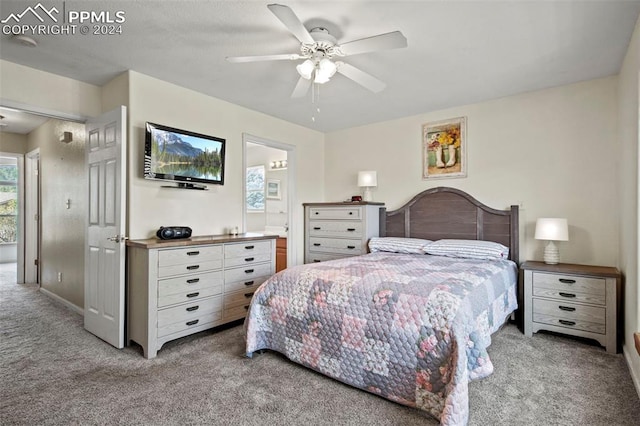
[39,287,84,316]
[623,343,640,399]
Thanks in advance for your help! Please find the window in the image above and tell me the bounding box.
[246,165,265,212]
[0,158,18,244]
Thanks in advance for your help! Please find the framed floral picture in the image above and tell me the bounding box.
[422,116,467,179]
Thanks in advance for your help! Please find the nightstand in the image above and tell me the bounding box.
[522,261,621,353]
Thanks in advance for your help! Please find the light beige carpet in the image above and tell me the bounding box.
[1,264,639,425]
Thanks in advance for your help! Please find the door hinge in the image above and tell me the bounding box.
[34,259,39,266]
[34,214,39,221]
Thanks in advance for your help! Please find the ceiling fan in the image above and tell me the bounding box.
[226,4,408,98]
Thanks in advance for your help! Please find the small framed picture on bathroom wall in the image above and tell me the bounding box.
[422,116,467,179]
[266,179,281,199]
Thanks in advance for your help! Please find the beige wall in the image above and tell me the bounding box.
[127,71,324,265]
[325,77,619,267]
[0,60,101,118]
[618,15,640,393]
[0,132,28,154]
[27,119,86,309]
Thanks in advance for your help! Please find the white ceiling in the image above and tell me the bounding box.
[1,0,639,133]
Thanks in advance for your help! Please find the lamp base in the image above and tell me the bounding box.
[543,240,560,264]
[362,187,372,202]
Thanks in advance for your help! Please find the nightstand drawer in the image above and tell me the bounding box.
[532,272,605,298]
[533,299,605,334]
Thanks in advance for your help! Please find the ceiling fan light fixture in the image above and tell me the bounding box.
[296,59,314,80]
[314,58,337,84]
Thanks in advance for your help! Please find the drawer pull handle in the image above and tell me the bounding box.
[347,228,356,231]
[186,306,199,312]
[245,269,254,274]
[314,212,319,215]
[244,280,254,286]
[349,212,353,215]
[559,292,576,298]
[245,257,255,262]
[186,278,200,284]
[347,245,356,249]
[559,278,576,284]
[313,259,321,263]
[186,265,200,271]
[313,227,321,230]
[186,251,200,256]
[186,319,199,326]
[186,292,200,298]
[245,245,255,250]
[313,243,321,246]
[558,305,576,312]
[244,292,254,298]
[559,319,576,326]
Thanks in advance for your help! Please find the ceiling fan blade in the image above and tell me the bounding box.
[226,53,304,63]
[267,4,315,44]
[338,31,407,56]
[336,62,386,93]
[291,76,312,98]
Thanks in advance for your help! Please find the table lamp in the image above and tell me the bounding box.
[534,218,569,264]
[357,171,377,201]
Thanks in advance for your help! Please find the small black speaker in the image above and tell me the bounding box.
[156,226,192,240]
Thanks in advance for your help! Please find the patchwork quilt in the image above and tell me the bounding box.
[245,252,518,425]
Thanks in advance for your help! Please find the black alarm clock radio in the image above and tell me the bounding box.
[156,226,192,240]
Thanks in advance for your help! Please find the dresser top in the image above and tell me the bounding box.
[127,232,276,249]
[521,261,620,278]
[303,201,385,207]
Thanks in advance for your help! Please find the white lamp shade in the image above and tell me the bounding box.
[357,171,377,187]
[314,58,337,84]
[296,59,314,80]
[534,218,569,241]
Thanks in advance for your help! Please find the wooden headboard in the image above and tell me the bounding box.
[379,187,519,262]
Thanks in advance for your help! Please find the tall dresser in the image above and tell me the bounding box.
[126,233,276,358]
[303,202,384,263]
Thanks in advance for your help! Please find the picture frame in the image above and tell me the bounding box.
[266,179,281,199]
[422,116,467,179]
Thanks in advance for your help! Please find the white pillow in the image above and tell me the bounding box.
[368,237,432,254]
[424,239,509,260]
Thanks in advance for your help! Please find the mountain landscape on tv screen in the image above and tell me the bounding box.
[150,130,222,180]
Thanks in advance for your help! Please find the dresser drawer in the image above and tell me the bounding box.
[158,259,223,278]
[533,298,605,334]
[224,305,251,321]
[308,237,364,255]
[225,252,272,268]
[225,240,272,258]
[157,295,223,328]
[158,271,223,298]
[305,252,349,263]
[224,262,273,283]
[158,283,223,307]
[532,272,605,305]
[224,287,257,309]
[158,310,224,338]
[309,207,361,220]
[225,276,269,293]
[309,220,363,238]
[158,245,222,267]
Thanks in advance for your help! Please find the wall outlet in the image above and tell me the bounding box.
[57,272,62,283]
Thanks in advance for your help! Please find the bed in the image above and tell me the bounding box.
[245,187,519,425]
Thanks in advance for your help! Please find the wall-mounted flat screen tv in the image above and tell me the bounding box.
[144,122,225,188]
